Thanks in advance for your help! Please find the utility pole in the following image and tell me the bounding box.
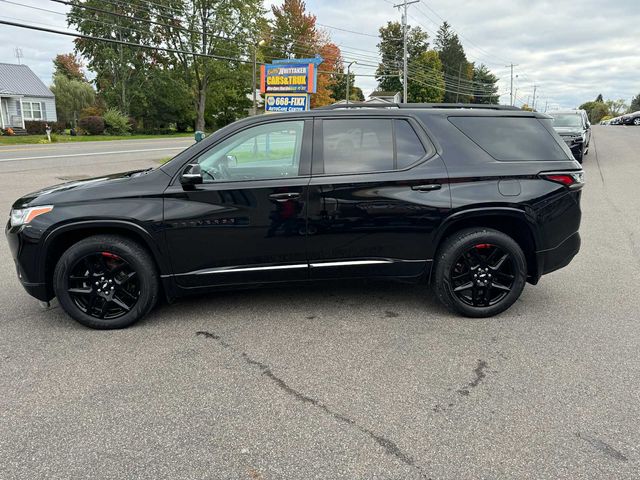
[14,47,23,65]
[346,61,357,104]
[506,63,518,106]
[455,63,463,103]
[394,0,419,104]
[544,100,548,113]
[532,84,538,111]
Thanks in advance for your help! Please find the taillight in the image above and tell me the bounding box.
[541,171,584,190]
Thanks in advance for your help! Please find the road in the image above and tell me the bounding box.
[0,127,639,479]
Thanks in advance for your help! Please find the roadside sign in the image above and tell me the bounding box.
[264,93,310,113]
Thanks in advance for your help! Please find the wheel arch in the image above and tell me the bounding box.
[433,208,540,283]
[40,220,170,299]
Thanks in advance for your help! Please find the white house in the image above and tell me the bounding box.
[0,63,57,131]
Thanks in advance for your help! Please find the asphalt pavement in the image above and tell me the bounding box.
[0,128,639,479]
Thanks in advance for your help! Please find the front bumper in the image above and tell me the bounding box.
[6,221,53,302]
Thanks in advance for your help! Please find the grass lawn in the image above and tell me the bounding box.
[0,132,195,146]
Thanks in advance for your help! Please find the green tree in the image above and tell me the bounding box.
[50,73,95,127]
[375,21,429,97]
[153,0,264,131]
[471,64,499,104]
[579,100,609,123]
[434,21,472,103]
[407,50,444,102]
[606,98,628,116]
[329,70,363,102]
[68,0,157,115]
[135,68,195,132]
[629,93,640,112]
[53,53,86,81]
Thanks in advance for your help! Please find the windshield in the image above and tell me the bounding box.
[549,113,583,128]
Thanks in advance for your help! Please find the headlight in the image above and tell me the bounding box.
[10,205,54,227]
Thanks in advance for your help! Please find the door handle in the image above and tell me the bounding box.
[411,184,442,192]
[269,192,300,201]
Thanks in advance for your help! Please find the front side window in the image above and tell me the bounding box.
[450,116,570,161]
[197,120,304,183]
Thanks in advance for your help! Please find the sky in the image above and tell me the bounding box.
[1,0,639,110]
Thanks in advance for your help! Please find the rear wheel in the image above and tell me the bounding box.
[53,235,159,329]
[434,228,527,318]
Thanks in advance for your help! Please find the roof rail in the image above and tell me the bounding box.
[317,102,521,111]
[316,103,399,110]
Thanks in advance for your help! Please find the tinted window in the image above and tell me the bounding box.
[450,116,570,161]
[197,120,304,182]
[323,119,394,174]
[395,119,426,168]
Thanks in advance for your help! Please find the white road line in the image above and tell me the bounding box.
[0,146,186,163]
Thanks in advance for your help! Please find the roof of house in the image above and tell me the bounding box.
[0,63,54,98]
[370,91,400,98]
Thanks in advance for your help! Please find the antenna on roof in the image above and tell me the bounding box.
[14,47,23,65]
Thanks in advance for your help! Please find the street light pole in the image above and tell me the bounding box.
[346,61,356,104]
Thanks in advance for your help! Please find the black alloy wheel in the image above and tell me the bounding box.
[449,244,515,307]
[434,228,527,317]
[54,235,159,329]
[67,252,140,320]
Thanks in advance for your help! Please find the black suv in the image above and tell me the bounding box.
[6,104,584,329]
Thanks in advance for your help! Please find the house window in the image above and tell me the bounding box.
[23,101,42,120]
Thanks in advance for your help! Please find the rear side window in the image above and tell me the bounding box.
[321,118,428,174]
[323,119,394,174]
[395,119,426,168]
[450,116,570,161]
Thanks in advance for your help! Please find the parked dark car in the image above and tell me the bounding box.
[547,109,591,162]
[621,111,640,125]
[6,104,584,329]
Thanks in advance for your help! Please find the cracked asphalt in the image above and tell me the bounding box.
[1,129,639,479]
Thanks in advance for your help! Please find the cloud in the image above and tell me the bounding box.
[1,0,638,108]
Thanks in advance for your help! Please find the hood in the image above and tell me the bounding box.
[12,168,155,209]
[553,126,583,136]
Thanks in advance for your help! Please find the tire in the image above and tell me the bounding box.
[634,118,640,126]
[434,228,527,318]
[53,235,159,329]
[575,145,584,163]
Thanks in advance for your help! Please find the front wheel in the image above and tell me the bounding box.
[53,235,159,329]
[434,228,527,318]
[634,117,640,126]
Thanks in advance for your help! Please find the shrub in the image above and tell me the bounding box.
[80,105,104,118]
[24,121,65,134]
[78,116,105,135]
[103,108,131,135]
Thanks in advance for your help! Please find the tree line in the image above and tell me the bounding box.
[51,0,500,134]
[579,93,640,124]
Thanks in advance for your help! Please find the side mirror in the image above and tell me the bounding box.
[225,155,238,168]
[180,163,203,188]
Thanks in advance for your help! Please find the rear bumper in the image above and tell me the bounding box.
[536,231,581,277]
